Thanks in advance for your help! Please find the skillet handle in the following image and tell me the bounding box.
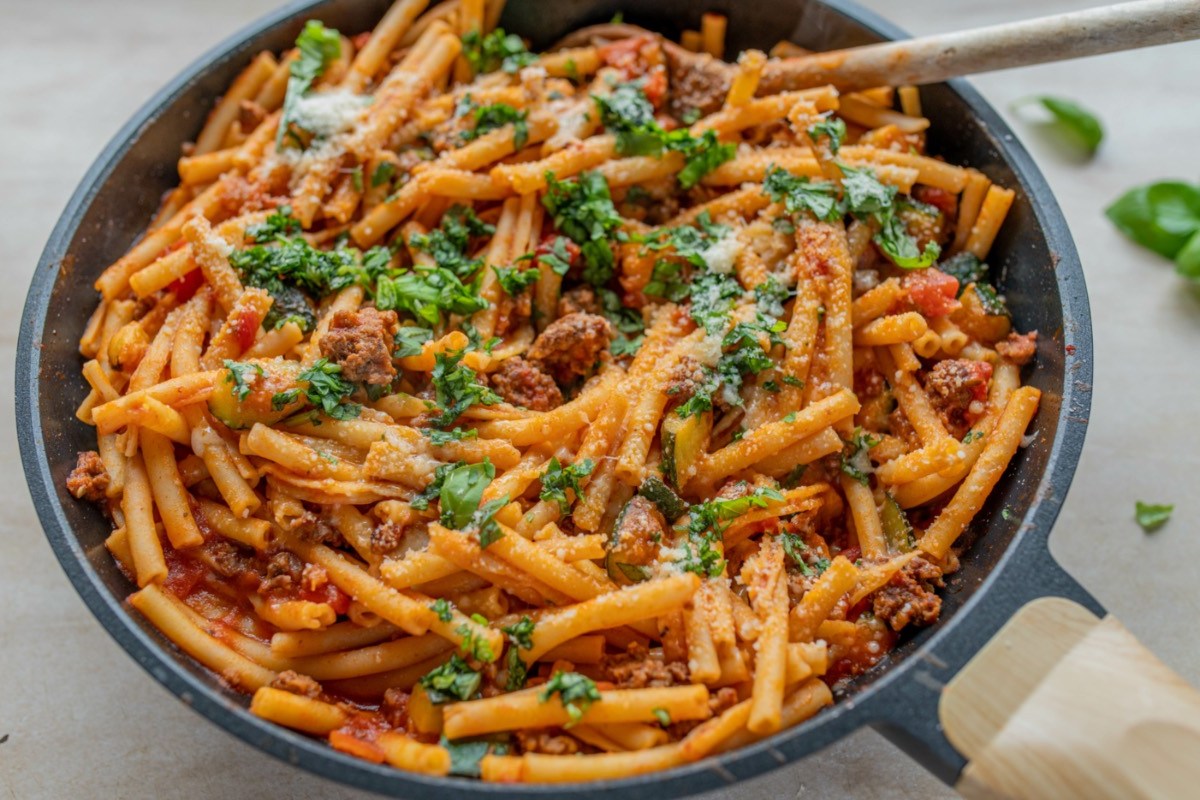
[941,596,1200,800]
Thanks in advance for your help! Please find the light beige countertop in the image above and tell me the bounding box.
[2,1,1197,798]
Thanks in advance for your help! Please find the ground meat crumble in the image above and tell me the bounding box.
[319,307,400,386]
[489,356,563,411]
[66,450,109,503]
[526,312,613,386]
[872,556,944,631]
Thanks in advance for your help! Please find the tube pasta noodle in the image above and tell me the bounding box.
[64,2,1038,784]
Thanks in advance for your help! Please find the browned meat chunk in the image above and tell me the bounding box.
[873,556,944,631]
[665,355,705,409]
[663,42,731,118]
[290,510,344,547]
[371,521,405,554]
[271,670,322,698]
[208,540,254,580]
[319,307,400,386]
[515,730,582,755]
[601,642,689,689]
[925,359,993,437]
[67,451,110,503]
[611,496,666,567]
[238,100,267,134]
[260,551,304,593]
[995,330,1039,366]
[527,312,613,385]
[381,688,410,729]
[557,286,599,317]
[489,357,563,411]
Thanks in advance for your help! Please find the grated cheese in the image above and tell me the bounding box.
[290,89,369,139]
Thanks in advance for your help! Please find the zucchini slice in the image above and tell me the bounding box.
[638,476,688,521]
[661,410,712,489]
[208,358,306,429]
[880,492,915,554]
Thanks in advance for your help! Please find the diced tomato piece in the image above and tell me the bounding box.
[231,306,265,351]
[966,360,993,408]
[163,550,208,598]
[598,36,651,77]
[301,582,352,615]
[641,67,667,108]
[914,185,957,217]
[167,267,204,301]
[903,268,960,318]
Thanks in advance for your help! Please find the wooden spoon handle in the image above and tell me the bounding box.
[763,0,1200,92]
[941,597,1200,799]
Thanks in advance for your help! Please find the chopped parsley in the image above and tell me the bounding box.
[419,654,481,703]
[538,457,595,513]
[371,161,396,188]
[763,166,841,222]
[840,428,880,486]
[675,485,784,576]
[493,265,539,295]
[501,616,535,691]
[807,115,847,154]
[501,616,535,649]
[430,350,502,427]
[463,103,529,149]
[247,206,302,242]
[644,259,691,301]
[455,622,495,662]
[275,359,360,420]
[376,268,487,328]
[539,671,601,726]
[593,83,734,188]
[652,707,672,726]
[462,28,536,75]
[542,171,623,285]
[430,598,454,622]
[473,496,509,548]
[393,326,433,358]
[277,20,342,148]
[424,427,479,446]
[409,205,495,278]
[223,360,263,402]
[1135,501,1173,533]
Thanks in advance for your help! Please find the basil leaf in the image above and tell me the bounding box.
[1022,96,1104,154]
[1105,181,1200,262]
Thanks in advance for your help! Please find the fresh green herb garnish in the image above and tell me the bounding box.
[689,272,742,334]
[493,265,539,295]
[393,326,433,357]
[441,737,510,778]
[542,171,623,285]
[807,115,847,154]
[538,457,595,513]
[840,428,880,486]
[593,83,735,188]
[430,598,454,622]
[277,21,342,149]
[419,654,481,703]
[539,671,601,725]
[455,622,495,661]
[424,427,479,446]
[1016,96,1104,155]
[294,359,360,420]
[675,486,784,576]
[438,460,496,529]
[1135,501,1173,533]
[430,350,502,427]
[223,360,263,402]
[462,28,536,75]
[652,707,671,726]
[409,205,495,278]
[371,161,396,188]
[463,103,529,149]
[1106,181,1200,281]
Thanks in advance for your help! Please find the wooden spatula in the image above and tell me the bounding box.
[941,597,1200,800]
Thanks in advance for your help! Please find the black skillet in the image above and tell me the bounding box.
[15,0,1097,797]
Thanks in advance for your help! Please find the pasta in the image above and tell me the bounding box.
[65,2,1041,784]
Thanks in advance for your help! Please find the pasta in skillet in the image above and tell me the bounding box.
[67,0,1040,783]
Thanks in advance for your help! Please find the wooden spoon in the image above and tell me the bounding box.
[557,0,1200,95]
[762,0,1200,92]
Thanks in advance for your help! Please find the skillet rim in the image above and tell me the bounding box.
[15,0,1094,796]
